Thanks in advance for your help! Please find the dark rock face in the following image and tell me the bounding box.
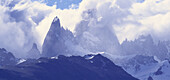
[154,67,163,75]
[147,76,153,80]
[42,16,74,57]
[0,48,16,67]
[27,43,40,59]
[0,54,138,80]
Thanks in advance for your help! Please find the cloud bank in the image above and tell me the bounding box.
[0,0,57,57]
[0,0,170,57]
[115,0,170,43]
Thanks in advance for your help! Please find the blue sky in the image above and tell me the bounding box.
[32,0,82,9]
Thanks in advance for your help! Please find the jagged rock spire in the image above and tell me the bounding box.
[42,16,74,57]
[27,43,40,59]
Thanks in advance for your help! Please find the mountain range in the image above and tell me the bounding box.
[0,16,170,80]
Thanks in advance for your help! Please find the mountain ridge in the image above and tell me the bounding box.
[0,54,138,80]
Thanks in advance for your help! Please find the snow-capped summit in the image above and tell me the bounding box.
[42,16,74,57]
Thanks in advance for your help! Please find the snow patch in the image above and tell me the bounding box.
[51,56,58,59]
[85,56,94,60]
[53,17,59,22]
[17,59,26,64]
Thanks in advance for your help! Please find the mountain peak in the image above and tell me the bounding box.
[49,16,61,33]
[42,16,74,57]
[53,16,59,22]
[26,43,40,59]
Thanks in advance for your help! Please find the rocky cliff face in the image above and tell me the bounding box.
[42,16,121,57]
[42,17,74,57]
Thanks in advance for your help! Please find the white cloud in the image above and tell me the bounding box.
[0,0,57,57]
[130,0,170,16]
[114,0,170,43]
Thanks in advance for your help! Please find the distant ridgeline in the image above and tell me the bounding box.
[121,34,170,60]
